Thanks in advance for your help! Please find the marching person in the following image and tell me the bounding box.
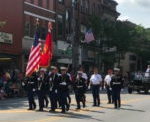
[110,68,124,109]
[58,67,71,113]
[74,71,86,109]
[47,66,60,112]
[66,68,72,105]
[104,69,113,104]
[90,67,102,107]
[145,65,150,78]
[78,67,88,102]
[24,73,36,110]
[37,68,47,111]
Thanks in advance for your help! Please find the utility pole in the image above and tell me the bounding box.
[71,0,80,73]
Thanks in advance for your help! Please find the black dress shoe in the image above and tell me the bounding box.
[66,105,70,111]
[27,108,33,110]
[76,107,80,110]
[38,108,44,111]
[49,109,55,112]
[61,110,66,113]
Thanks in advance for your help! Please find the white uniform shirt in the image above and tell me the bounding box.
[77,72,88,80]
[82,73,88,80]
[104,75,112,86]
[145,68,150,77]
[90,74,102,85]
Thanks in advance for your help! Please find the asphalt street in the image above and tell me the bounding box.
[0,91,150,122]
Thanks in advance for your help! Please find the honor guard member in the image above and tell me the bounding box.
[37,68,47,111]
[104,69,113,104]
[78,67,88,102]
[66,69,72,105]
[47,66,60,112]
[110,68,123,109]
[90,67,102,106]
[58,67,70,113]
[24,73,36,110]
[145,65,150,78]
[74,71,86,109]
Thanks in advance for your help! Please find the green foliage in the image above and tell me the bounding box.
[88,15,150,66]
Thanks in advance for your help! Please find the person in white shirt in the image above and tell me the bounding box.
[145,65,150,78]
[90,67,102,106]
[104,69,113,104]
[77,67,88,103]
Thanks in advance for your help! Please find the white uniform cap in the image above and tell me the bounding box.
[60,67,67,70]
[40,68,47,72]
[77,71,83,74]
[50,66,57,69]
[114,68,120,71]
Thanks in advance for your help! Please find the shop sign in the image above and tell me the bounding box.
[0,32,13,44]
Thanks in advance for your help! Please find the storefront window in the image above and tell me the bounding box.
[57,14,64,37]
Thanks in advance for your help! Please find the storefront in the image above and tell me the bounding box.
[0,54,19,73]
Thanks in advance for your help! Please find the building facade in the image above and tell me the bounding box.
[0,0,119,73]
[0,0,24,73]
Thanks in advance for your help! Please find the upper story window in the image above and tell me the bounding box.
[80,0,89,14]
[46,0,50,9]
[57,14,64,37]
[25,0,34,3]
[38,0,42,7]
[92,3,95,15]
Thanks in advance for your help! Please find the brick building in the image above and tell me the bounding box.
[0,0,119,73]
[0,0,24,73]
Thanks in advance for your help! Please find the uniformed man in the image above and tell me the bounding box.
[90,67,102,106]
[78,67,88,103]
[47,66,60,112]
[24,73,36,110]
[58,67,70,113]
[145,65,150,78]
[37,68,47,111]
[74,71,86,109]
[66,70,72,105]
[104,69,113,104]
[110,68,124,109]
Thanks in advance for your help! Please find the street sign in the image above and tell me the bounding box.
[0,32,13,44]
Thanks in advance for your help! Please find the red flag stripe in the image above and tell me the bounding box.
[27,47,41,68]
[26,43,41,76]
[26,52,40,73]
[29,44,41,61]
[26,57,40,75]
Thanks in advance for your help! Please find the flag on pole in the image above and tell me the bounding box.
[26,32,41,76]
[83,29,95,43]
[39,22,53,68]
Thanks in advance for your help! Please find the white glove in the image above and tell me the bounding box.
[33,89,36,92]
[22,82,25,86]
[55,89,57,93]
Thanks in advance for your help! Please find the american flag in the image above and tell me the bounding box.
[26,32,41,76]
[84,29,95,43]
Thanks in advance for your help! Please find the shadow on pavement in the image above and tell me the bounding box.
[48,111,103,121]
[120,108,145,112]
[100,106,145,112]
[0,97,28,110]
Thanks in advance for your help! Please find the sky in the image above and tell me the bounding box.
[115,0,150,28]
